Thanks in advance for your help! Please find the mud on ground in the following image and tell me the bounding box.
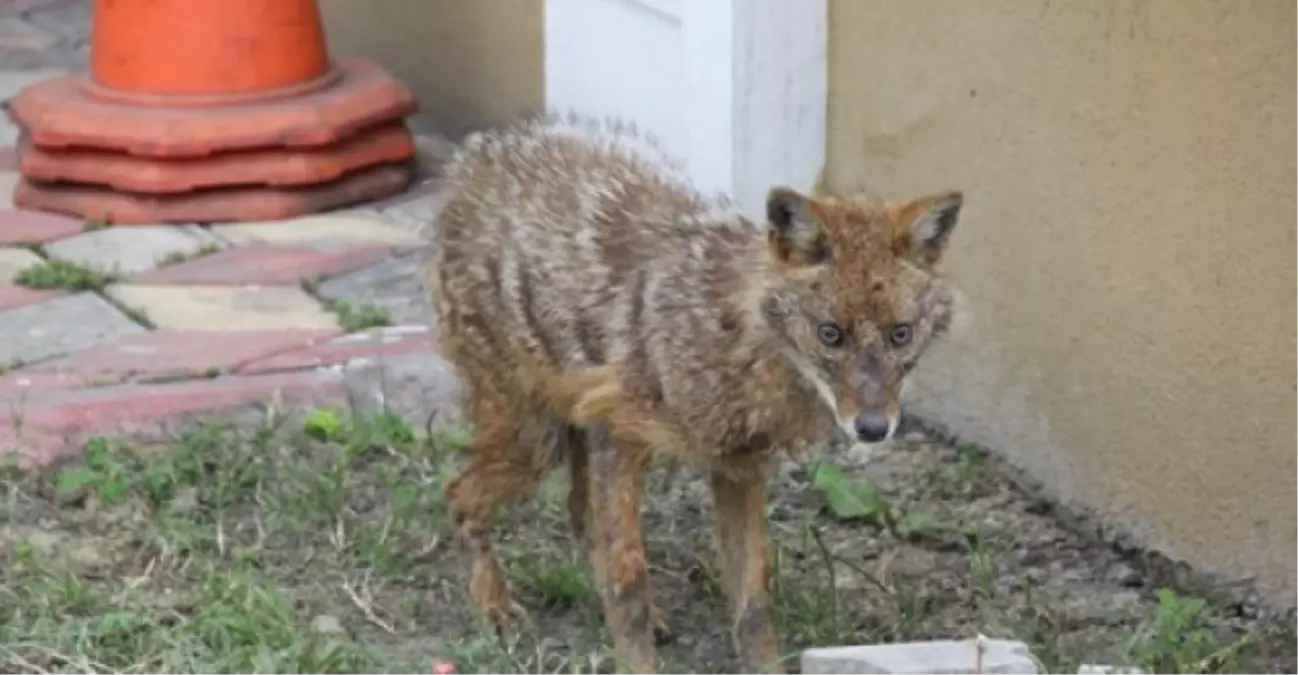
[1,409,1294,673]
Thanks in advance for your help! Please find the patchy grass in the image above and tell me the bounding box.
[12,259,120,291]
[1,412,1293,674]
[116,304,153,329]
[324,299,393,333]
[156,242,222,268]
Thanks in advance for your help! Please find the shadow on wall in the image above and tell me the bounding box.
[318,0,544,138]
[825,0,1296,607]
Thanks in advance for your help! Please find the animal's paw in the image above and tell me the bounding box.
[481,594,530,632]
[651,603,672,643]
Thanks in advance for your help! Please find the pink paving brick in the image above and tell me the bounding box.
[1,370,345,469]
[0,369,87,402]
[0,282,62,311]
[0,208,86,245]
[239,325,434,374]
[134,244,396,285]
[25,329,342,385]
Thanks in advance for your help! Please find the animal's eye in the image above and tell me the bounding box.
[888,324,913,347]
[817,323,844,346]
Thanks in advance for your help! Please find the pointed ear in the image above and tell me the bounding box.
[898,191,963,268]
[766,186,831,266]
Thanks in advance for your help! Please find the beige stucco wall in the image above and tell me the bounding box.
[826,0,1295,604]
[318,0,543,138]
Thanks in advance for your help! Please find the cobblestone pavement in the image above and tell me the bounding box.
[0,0,458,467]
[0,0,91,71]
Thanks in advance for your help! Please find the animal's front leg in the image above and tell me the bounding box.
[587,427,658,673]
[711,463,784,673]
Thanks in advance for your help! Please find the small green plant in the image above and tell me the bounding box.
[156,242,221,267]
[921,443,988,499]
[302,407,416,451]
[55,437,128,503]
[809,464,965,544]
[303,408,346,442]
[1123,588,1254,674]
[324,299,392,333]
[511,553,596,608]
[431,423,474,453]
[809,464,893,528]
[13,259,120,291]
[120,304,153,327]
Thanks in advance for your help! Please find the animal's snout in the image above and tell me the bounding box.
[852,411,894,443]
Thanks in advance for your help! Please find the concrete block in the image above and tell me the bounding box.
[0,18,58,60]
[105,284,338,332]
[314,249,433,325]
[0,172,17,209]
[0,68,66,102]
[801,639,1038,674]
[0,292,145,366]
[135,244,392,286]
[0,209,86,246]
[0,246,45,281]
[210,213,422,249]
[44,225,220,275]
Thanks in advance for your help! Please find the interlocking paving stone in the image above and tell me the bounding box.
[0,172,17,209]
[0,246,44,281]
[0,67,67,101]
[0,369,88,400]
[210,213,423,249]
[1,370,344,469]
[27,329,342,384]
[372,182,449,236]
[314,248,434,325]
[105,284,339,332]
[0,283,62,311]
[4,0,83,13]
[135,244,394,285]
[0,292,145,366]
[44,224,222,275]
[0,209,86,245]
[0,17,58,58]
[333,350,462,423]
[24,1,92,46]
[239,324,434,374]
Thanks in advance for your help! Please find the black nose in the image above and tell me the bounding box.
[853,412,893,443]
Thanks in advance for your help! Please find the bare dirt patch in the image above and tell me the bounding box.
[2,409,1294,673]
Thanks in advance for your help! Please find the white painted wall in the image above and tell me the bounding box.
[544,0,826,214]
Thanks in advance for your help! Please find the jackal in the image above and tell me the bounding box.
[431,116,965,673]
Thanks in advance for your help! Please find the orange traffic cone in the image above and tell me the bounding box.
[8,0,419,225]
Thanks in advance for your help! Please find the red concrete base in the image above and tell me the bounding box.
[16,121,415,194]
[9,58,417,158]
[14,161,416,225]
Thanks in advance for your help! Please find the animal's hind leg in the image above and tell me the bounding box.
[567,425,671,641]
[445,412,556,629]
